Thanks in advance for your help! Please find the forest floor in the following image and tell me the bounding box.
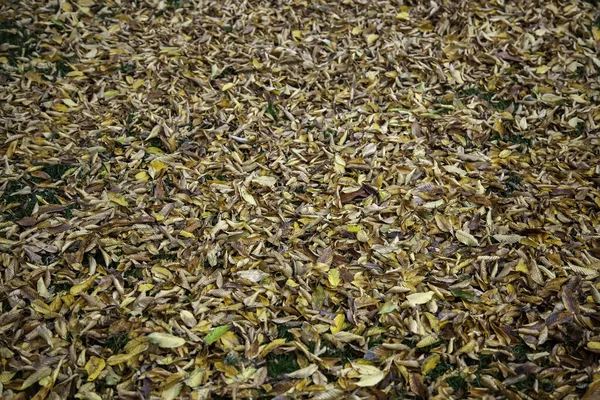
[1,0,600,399]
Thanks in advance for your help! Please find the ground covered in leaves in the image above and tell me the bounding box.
[1,0,600,399]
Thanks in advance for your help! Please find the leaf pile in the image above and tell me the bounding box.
[1,0,600,399]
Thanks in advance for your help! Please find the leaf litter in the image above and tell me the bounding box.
[0,0,600,399]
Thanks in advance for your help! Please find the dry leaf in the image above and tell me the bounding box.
[147,332,186,348]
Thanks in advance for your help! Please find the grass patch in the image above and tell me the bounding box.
[51,281,72,294]
[55,59,72,77]
[265,103,278,121]
[106,332,129,353]
[426,361,453,380]
[459,86,516,111]
[216,66,237,79]
[1,181,61,220]
[446,374,468,392]
[540,378,555,392]
[266,353,298,379]
[321,344,359,364]
[120,63,135,73]
[276,324,295,341]
[123,267,143,280]
[512,340,530,363]
[0,20,37,65]
[151,252,177,261]
[41,164,72,181]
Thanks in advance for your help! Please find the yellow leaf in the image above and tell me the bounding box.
[150,159,166,172]
[328,269,341,287]
[536,65,550,74]
[396,12,409,20]
[366,34,379,45]
[406,291,435,307]
[54,103,69,112]
[593,26,600,41]
[516,263,528,273]
[85,356,106,381]
[104,90,120,98]
[347,225,361,233]
[147,146,165,155]
[179,230,196,238]
[331,313,345,334]
[587,342,600,352]
[456,340,477,355]
[107,353,133,366]
[70,274,98,296]
[260,338,287,357]
[151,265,173,280]
[108,192,128,207]
[422,354,440,375]
[499,149,512,159]
[252,58,262,68]
[135,171,149,181]
[0,57,8,64]
[138,283,154,292]
[292,30,302,40]
[132,79,145,89]
[416,335,439,348]
[222,82,235,91]
[185,369,205,388]
[352,26,362,35]
[161,383,182,400]
[147,332,186,348]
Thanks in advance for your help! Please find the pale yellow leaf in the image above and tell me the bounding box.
[108,192,128,207]
[251,176,277,187]
[352,363,385,387]
[236,270,269,282]
[286,364,318,379]
[456,230,479,247]
[185,369,205,388]
[406,291,435,306]
[147,332,186,348]
[536,65,550,74]
[240,186,257,206]
[63,98,77,107]
[162,383,182,400]
[541,93,563,103]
